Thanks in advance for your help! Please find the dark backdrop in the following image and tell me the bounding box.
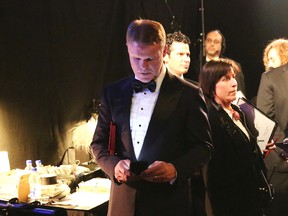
[0,0,287,169]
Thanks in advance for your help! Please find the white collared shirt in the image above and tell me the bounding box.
[130,70,166,159]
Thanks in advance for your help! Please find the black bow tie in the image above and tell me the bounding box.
[133,79,156,93]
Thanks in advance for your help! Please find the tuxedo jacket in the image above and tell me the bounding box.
[91,71,213,216]
[257,63,288,143]
[206,101,267,216]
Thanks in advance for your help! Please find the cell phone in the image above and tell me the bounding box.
[130,161,149,175]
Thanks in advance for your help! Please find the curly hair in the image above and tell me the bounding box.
[166,31,191,54]
[263,38,288,70]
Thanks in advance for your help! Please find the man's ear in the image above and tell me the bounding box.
[163,45,168,57]
[163,53,169,64]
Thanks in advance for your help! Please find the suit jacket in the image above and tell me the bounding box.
[91,71,213,216]
[206,101,266,216]
[257,63,288,143]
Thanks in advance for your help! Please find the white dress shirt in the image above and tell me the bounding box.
[130,70,166,159]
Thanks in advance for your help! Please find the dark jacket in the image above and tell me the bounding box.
[206,100,267,216]
[257,63,288,143]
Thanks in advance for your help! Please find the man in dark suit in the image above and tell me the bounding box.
[163,31,191,79]
[90,19,213,216]
[164,31,207,216]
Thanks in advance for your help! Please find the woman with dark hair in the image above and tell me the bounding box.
[199,59,273,216]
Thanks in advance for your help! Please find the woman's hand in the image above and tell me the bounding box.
[265,140,277,151]
[263,140,277,157]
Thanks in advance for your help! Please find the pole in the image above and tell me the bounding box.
[165,0,181,32]
[199,0,205,70]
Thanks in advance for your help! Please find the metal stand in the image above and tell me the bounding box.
[198,0,205,70]
[165,0,181,32]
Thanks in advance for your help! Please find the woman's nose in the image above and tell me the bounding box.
[231,77,237,87]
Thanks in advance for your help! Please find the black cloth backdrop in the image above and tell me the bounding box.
[0,0,287,169]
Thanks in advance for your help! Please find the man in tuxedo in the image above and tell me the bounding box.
[163,31,191,79]
[90,19,213,216]
[164,31,207,216]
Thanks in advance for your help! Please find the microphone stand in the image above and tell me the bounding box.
[165,0,181,32]
[198,0,205,70]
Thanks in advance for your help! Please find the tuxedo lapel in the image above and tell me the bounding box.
[138,72,183,160]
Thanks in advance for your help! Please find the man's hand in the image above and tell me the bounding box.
[114,159,131,183]
[140,161,176,183]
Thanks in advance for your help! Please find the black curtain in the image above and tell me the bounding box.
[0,0,287,169]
